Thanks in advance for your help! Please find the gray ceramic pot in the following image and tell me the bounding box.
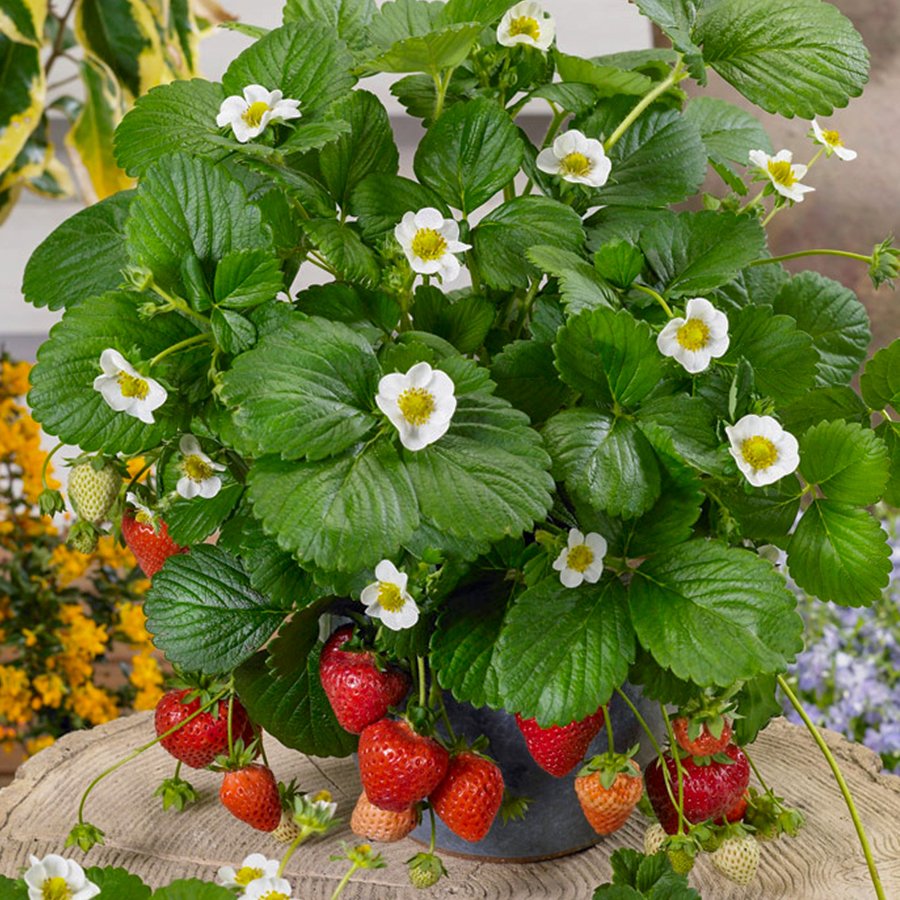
[409,687,663,862]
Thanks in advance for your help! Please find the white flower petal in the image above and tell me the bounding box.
[559,567,584,589]
[179,434,201,456]
[374,559,402,583]
[416,207,445,230]
[381,599,420,631]
[197,476,222,499]
[176,476,200,499]
[216,96,247,126]
[99,348,128,375]
[243,84,273,105]
[536,147,561,174]
[551,547,569,572]
[567,528,585,548]
[834,145,857,161]
[407,361,435,388]
[584,532,608,557]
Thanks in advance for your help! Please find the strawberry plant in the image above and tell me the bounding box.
[18,0,897,895]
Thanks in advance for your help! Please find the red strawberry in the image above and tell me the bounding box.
[155,690,254,769]
[358,719,449,813]
[514,707,605,777]
[574,756,643,835]
[220,763,281,831]
[122,508,187,577]
[350,791,419,842]
[430,752,504,843]
[673,715,733,758]
[319,627,411,734]
[645,743,750,834]
[722,790,749,824]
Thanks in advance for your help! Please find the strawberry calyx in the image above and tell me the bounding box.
[154,773,200,812]
[743,786,805,840]
[577,744,642,790]
[406,851,448,889]
[674,745,739,767]
[67,518,101,553]
[211,736,259,772]
[499,790,531,825]
[402,703,441,738]
[65,822,106,853]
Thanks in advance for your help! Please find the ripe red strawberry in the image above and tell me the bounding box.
[673,714,733,757]
[220,763,281,832]
[155,690,254,769]
[350,791,419,842]
[68,461,120,524]
[722,790,749,824]
[358,719,449,813]
[645,743,750,834]
[514,707,605,777]
[574,756,643,835]
[430,752,504,843]
[319,626,411,734]
[122,508,187,577]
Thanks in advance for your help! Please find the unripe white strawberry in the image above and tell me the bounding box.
[68,462,120,524]
[710,834,760,885]
[644,822,667,856]
[271,810,301,844]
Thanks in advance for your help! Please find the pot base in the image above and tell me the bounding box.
[407,834,603,864]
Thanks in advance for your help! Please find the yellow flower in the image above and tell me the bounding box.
[68,681,118,725]
[58,604,109,658]
[32,673,65,709]
[94,534,138,572]
[130,651,164,711]
[47,652,93,688]
[0,665,34,725]
[0,360,31,398]
[22,628,39,648]
[50,544,92,588]
[24,734,55,758]
[126,456,150,482]
[116,602,152,645]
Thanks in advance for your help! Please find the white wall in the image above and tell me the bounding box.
[0,0,651,341]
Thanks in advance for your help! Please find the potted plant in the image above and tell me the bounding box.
[20,0,896,894]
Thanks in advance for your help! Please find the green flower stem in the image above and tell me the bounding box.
[434,685,458,744]
[750,248,872,267]
[760,204,781,228]
[124,452,159,497]
[634,283,674,318]
[661,704,688,834]
[742,744,774,795]
[330,862,361,900]
[777,675,886,900]
[150,282,211,330]
[432,67,456,121]
[604,59,685,154]
[41,441,64,492]
[173,760,182,781]
[226,693,235,758]
[417,656,427,708]
[429,803,438,853]
[513,278,542,338]
[278,825,312,877]
[149,332,211,369]
[614,687,663,759]
[76,687,230,827]
[602,704,615,752]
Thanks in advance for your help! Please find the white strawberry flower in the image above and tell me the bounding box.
[394,208,471,282]
[552,529,607,589]
[23,854,100,900]
[176,434,225,500]
[748,149,815,203]
[217,853,280,890]
[810,119,857,161]
[656,297,730,374]
[126,491,157,528]
[360,560,420,631]
[293,790,338,829]
[92,349,167,424]
[497,1,556,51]
[376,361,457,452]
[241,875,297,900]
[537,129,612,188]
[216,84,301,144]
[725,414,800,487]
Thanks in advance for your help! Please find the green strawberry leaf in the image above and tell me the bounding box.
[359,21,483,77]
[492,340,573,424]
[860,339,900,411]
[711,477,801,544]
[164,481,245,546]
[733,674,781,745]
[151,882,235,899]
[780,386,870,436]
[411,288,494,355]
[213,250,285,311]
[787,501,891,606]
[876,420,900,508]
[350,173,450,241]
[85,867,151,899]
[283,0,377,52]
[629,540,803,687]
[527,245,619,316]
[495,576,635,727]
[0,876,26,899]
[145,545,288,673]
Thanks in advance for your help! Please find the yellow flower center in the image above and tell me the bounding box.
[560,152,593,178]
[182,454,214,482]
[741,435,778,471]
[410,228,447,262]
[134,508,155,526]
[377,582,406,613]
[767,160,796,187]
[357,843,372,854]
[566,544,594,573]
[41,878,72,900]
[676,318,711,351]
[313,790,332,804]
[259,892,289,900]
[116,371,149,399]
[397,387,435,426]
[509,15,541,40]
[822,129,842,147]
[242,100,270,127]
[235,866,264,886]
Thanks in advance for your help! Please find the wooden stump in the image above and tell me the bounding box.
[0,714,898,898]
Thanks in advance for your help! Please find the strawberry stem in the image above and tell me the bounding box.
[777,675,886,900]
[417,655,427,708]
[614,687,662,758]
[41,441,63,492]
[226,692,235,759]
[75,686,230,831]
[661,704,688,834]
[741,744,773,795]
[330,861,360,900]
[428,804,437,854]
[277,825,312,877]
[602,703,614,752]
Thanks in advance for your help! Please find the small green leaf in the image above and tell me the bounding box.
[632,0,704,80]
[235,608,358,757]
[712,478,801,543]
[495,576,635,727]
[724,305,818,405]
[553,52,653,96]
[473,196,585,290]
[780,386,870,436]
[414,97,523,214]
[278,118,352,155]
[773,272,870,387]
[492,340,572,424]
[221,314,380,461]
[302,219,382,286]
[877,420,900,508]
[360,21,482,76]
[367,0,444,49]
[787,501,891,606]
[860,339,900,411]
[544,409,662,519]
[799,420,889,505]
[283,0,377,51]
[733,674,781,745]
[213,250,284,311]
[151,881,235,899]
[145,545,288,673]
[695,0,869,119]
[211,308,256,355]
[85,867,151,900]
[594,240,645,290]
[222,22,356,118]
[22,190,132,310]
[411,287,494,354]
[639,211,767,298]
[0,875,26,900]
[629,540,803,686]
[351,173,449,241]
[527,245,618,315]
[553,307,664,408]
[165,481,244,545]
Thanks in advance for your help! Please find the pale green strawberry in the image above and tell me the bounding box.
[644,823,667,856]
[272,810,301,844]
[68,462,120,524]
[711,834,760,885]
[407,852,447,889]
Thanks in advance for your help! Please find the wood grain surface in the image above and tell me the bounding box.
[0,715,897,898]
